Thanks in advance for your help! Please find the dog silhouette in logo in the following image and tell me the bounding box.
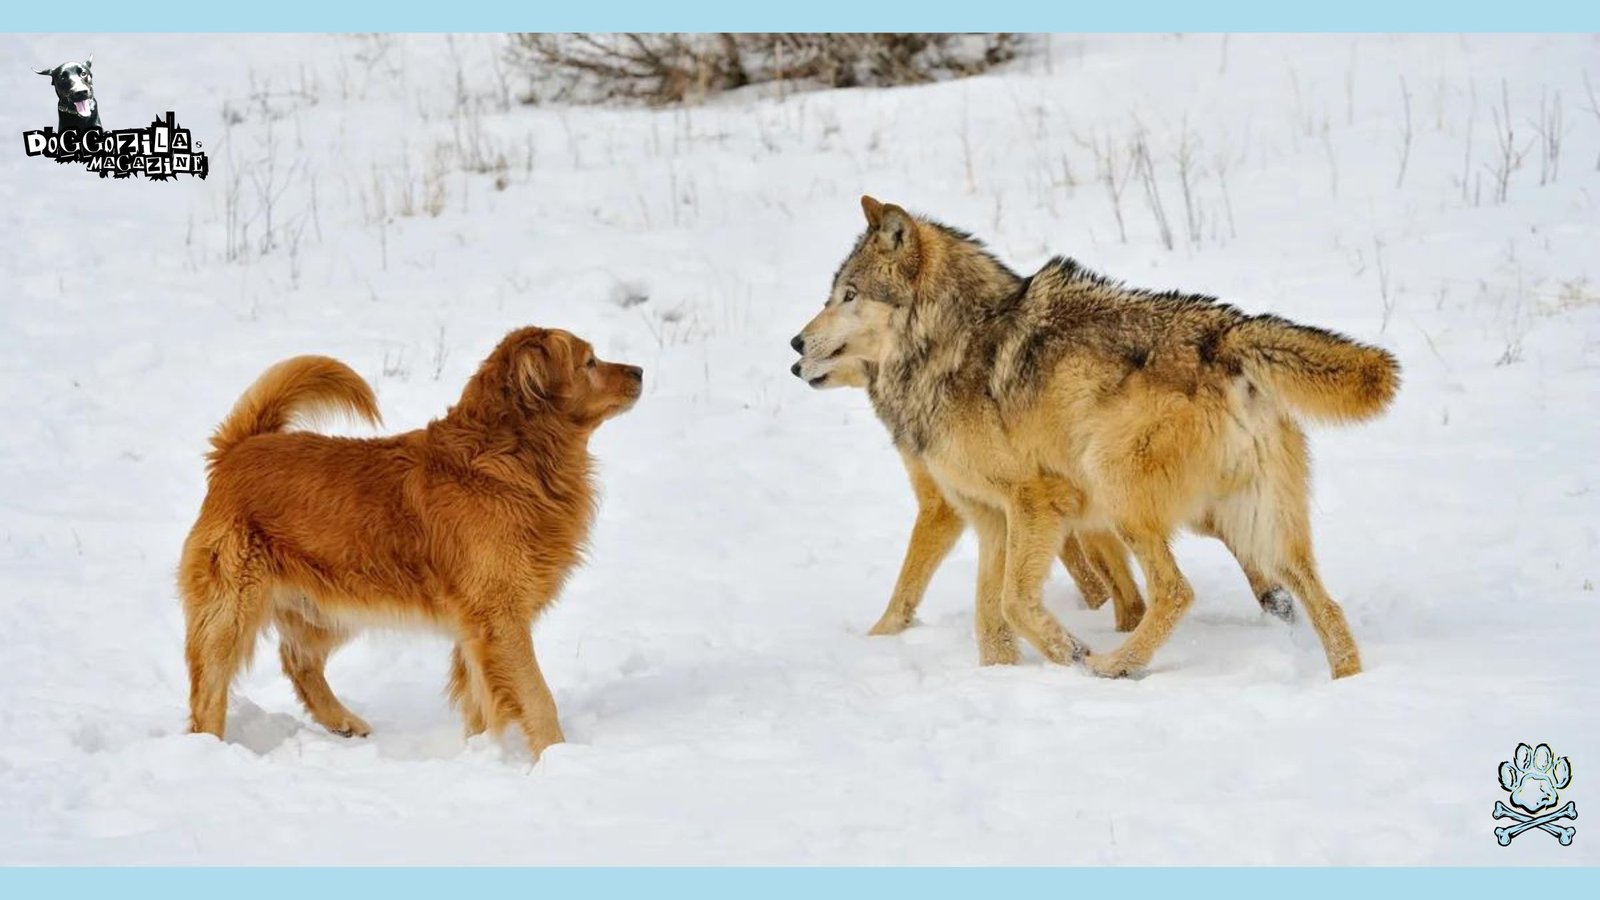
[36,55,99,131]
[1494,742,1577,846]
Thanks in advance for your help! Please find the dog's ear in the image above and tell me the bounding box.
[875,203,918,258]
[84,55,92,72]
[513,336,572,404]
[861,195,885,228]
[514,343,554,400]
[37,66,55,76]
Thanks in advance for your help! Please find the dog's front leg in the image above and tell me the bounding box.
[462,626,564,760]
[447,644,488,737]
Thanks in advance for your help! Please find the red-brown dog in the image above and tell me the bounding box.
[177,327,642,758]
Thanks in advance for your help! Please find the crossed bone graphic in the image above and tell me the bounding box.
[1493,799,1577,846]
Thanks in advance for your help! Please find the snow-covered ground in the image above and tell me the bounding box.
[2,33,1596,865]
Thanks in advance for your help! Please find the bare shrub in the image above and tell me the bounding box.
[508,33,1021,106]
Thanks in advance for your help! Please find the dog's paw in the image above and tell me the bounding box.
[1500,742,1571,812]
[328,714,372,739]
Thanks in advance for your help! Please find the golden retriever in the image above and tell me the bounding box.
[177,326,642,758]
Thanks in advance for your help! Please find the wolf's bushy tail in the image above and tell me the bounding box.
[1222,315,1399,423]
[208,356,381,462]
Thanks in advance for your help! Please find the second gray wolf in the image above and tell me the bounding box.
[797,196,1397,679]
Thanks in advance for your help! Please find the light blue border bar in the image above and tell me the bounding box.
[0,869,1597,896]
[3,1,1599,32]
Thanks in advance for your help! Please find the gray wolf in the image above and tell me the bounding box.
[177,327,642,758]
[36,56,100,131]
[807,196,1397,679]
[791,302,1297,641]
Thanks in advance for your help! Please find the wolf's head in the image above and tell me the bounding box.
[37,56,96,121]
[788,196,921,389]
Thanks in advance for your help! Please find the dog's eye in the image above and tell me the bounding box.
[585,358,597,369]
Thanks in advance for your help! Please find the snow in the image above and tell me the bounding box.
[1,33,1597,865]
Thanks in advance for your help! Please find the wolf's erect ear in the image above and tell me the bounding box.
[875,204,917,256]
[861,195,885,227]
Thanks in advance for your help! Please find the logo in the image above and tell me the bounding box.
[1494,742,1577,846]
[23,112,209,181]
[28,57,207,181]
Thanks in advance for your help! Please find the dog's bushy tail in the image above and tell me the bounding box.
[1222,315,1400,423]
[208,356,381,462]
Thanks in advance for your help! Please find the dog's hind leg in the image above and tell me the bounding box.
[275,604,370,738]
[447,644,487,737]
[998,485,1089,665]
[180,536,272,739]
[1087,526,1195,678]
[462,619,564,760]
[1079,530,1146,632]
[869,458,966,636]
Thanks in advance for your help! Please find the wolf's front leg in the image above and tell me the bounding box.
[1000,489,1089,665]
[869,461,966,635]
[1087,528,1194,678]
[965,502,1018,665]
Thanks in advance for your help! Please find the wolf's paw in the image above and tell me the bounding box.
[978,634,1021,666]
[1086,652,1144,679]
[867,613,913,636]
[1258,587,1296,623]
[1500,743,1572,813]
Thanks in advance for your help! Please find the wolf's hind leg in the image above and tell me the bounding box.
[1079,530,1146,632]
[1087,527,1194,678]
[870,460,965,635]
[1196,516,1295,623]
[1274,551,1362,679]
[999,488,1088,665]
[1058,533,1109,610]
[276,604,369,738]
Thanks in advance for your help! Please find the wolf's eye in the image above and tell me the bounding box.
[843,288,858,304]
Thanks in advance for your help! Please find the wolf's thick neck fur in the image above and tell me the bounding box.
[867,219,1275,456]
[868,221,1025,453]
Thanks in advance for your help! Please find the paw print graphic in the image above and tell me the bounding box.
[1499,742,1571,813]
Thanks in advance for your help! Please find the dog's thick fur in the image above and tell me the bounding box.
[791,309,1297,641]
[177,327,642,757]
[816,196,1397,678]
